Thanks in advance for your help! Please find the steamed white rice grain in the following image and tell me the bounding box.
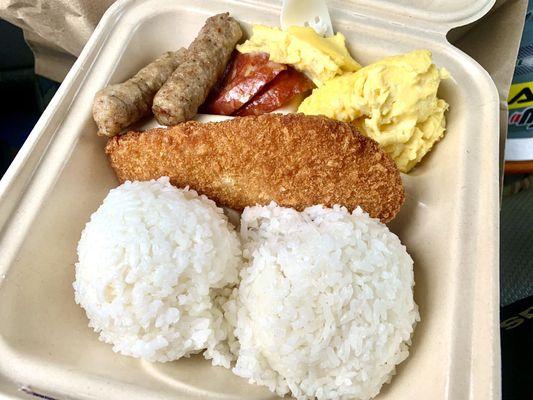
[230,203,419,400]
[73,177,241,366]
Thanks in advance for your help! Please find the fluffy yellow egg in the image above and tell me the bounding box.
[237,25,360,86]
[298,50,449,173]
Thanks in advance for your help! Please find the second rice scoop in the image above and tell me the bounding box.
[227,203,419,400]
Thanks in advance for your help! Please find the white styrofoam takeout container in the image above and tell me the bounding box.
[0,0,500,399]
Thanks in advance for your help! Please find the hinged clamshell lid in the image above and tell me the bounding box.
[332,0,496,32]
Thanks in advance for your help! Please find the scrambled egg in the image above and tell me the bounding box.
[298,50,449,173]
[237,25,360,86]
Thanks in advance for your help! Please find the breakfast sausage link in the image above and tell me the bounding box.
[152,13,243,126]
[93,49,188,137]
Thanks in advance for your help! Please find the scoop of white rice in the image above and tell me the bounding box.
[230,203,419,400]
[73,177,241,366]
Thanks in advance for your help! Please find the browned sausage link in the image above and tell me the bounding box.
[92,48,188,137]
[152,13,242,126]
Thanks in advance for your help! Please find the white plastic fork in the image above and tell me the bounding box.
[280,0,334,36]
